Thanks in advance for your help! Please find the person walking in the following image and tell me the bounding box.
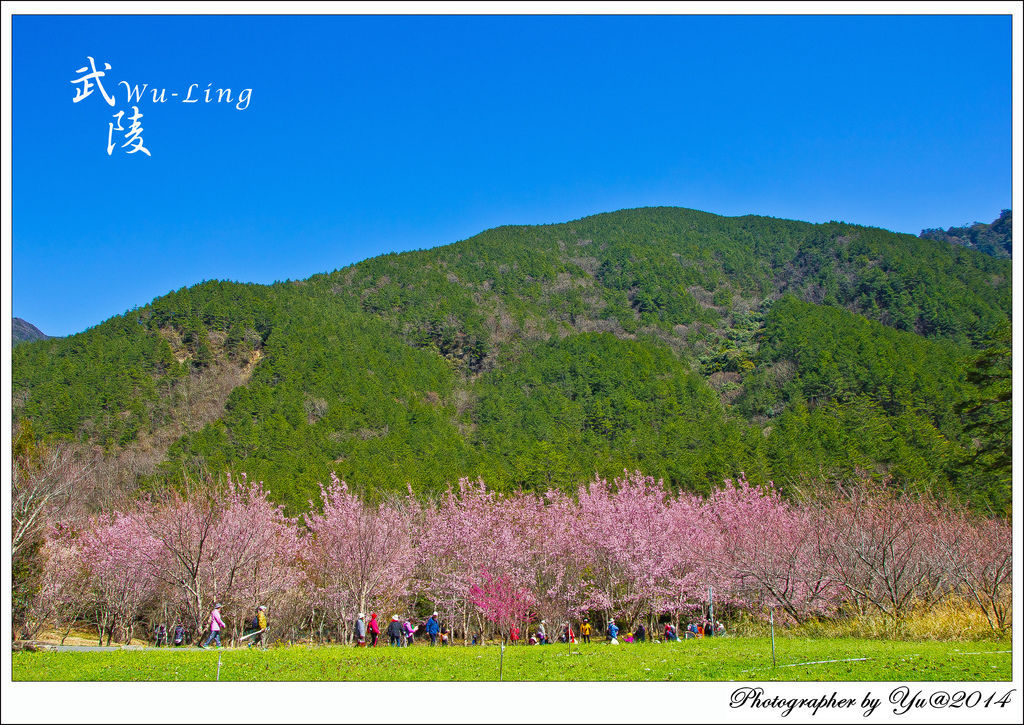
[403,620,415,647]
[607,618,619,645]
[537,620,547,645]
[509,626,520,645]
[154,623,167,647]
[199,602,225,648]
[368,613,380,647]
[580,618,592,644]
[387,615,404,647]
[256,605,268,648]
[247,605,268,649]
[243,606,259,645]
[354,613,367,647]
[425,612,441,646]
[172,624,186,647]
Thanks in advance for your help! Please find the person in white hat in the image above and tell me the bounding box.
[247,605,269,649]
[425,611,441,646]
[387,615,404,647]
[354,612,367,647]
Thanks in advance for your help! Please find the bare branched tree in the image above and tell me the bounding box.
[12,433,91,558]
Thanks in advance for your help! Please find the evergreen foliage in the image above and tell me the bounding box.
[921,209,1012,259]
[11,207,1013,513]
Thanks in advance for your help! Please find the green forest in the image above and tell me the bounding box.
[921,209,1012,259]
[12,207,1013,514]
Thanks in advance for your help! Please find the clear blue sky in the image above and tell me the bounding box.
[12,14,1012,337]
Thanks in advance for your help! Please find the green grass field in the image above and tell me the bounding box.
[12,638,1012,682]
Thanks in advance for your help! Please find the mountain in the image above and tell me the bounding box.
[11,207,1013,514]
[921,209,1012,259]
[12,318,49,345]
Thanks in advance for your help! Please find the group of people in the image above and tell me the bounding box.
[522,617,724,646]
[152,623,188,647]
[186,603,724,650]
[354,612,449,647]
[185,602,269,649]
[683,619,725,638]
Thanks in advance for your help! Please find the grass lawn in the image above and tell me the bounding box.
[12,637,1011,682]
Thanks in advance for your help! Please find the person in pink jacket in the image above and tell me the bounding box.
[199,602,225,648]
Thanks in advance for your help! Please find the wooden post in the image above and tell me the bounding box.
[769,609,776,668]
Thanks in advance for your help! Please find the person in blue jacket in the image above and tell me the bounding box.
[425,612,441,646]
[608,618,620,644]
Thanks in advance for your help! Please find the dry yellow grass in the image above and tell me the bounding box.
[732,597,1011,642]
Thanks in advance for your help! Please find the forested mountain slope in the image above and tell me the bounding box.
[12,207,1012,513]
[921,209,1012,259]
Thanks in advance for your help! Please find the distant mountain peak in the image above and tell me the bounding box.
[13,318,49,345]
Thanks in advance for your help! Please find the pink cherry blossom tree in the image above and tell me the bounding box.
[24,466,1013,643]
[469,568,534,644]
[201,474,304,643]
[140,479,223,637]
[303,474,416,642]
[416,478,522,643]
[78,511,163,644]
[706,474,838,624]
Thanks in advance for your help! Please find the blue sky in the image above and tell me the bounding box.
[11,14,1012,337]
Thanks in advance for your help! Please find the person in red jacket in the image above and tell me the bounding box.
[368,613,380,647]
[509,626,520,645]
